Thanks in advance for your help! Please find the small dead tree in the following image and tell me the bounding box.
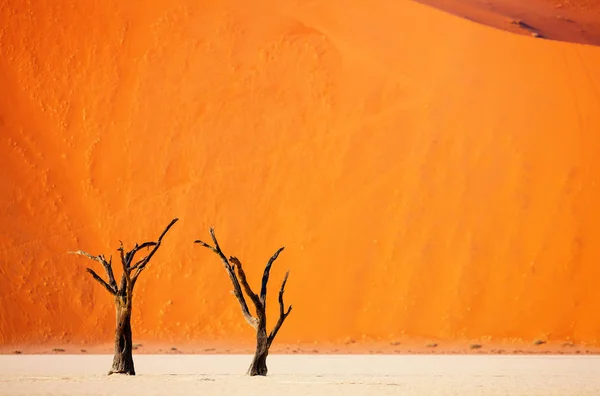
[70,218,178,375]
[195,228,292,376]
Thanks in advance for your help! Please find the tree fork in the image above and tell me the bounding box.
[70,218,178,375]
[195,228,292,376]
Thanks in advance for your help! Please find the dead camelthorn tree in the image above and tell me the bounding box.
[69,218,178,375]
[195,228,292,376]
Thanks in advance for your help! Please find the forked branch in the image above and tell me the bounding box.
[195,228,292,376]
[71,218,178,295]
[131,218,179,283]
[69,251,118,295]
[121,241,157,268]
[85,267,117,295]
[195,229,258,329]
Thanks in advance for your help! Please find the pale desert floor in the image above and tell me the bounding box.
[1,355,599,395]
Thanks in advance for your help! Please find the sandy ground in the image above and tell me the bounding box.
[1,355,599,395]
[3,340,600,355]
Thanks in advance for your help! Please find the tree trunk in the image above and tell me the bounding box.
[109,299,135,375]
[196,229,292,377]
[247,326,269,376]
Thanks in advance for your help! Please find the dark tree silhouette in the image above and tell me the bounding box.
[195,228,292,376]
[70,218,178,375]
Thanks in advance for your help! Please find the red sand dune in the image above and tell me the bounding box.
[416,0,600,46]
[1,0,600,350]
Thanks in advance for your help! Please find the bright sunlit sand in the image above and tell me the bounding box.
[1,355,600,395]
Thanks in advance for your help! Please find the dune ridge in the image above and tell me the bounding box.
[1,0,600,349]
[415,0,600,46]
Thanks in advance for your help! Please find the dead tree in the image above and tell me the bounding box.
[69,218,178,375]
[195,228,292,376]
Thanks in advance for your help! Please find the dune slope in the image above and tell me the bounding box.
[415,0,600,46]
[1,0,600,347]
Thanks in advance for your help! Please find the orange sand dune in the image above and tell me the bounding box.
[1,0,600,349]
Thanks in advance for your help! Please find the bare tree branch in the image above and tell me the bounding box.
[116,242,128,295]
[85,268,117,295]
[268,271,292,346]
[103,255,118,291]
[195,229,258,329]
[69,250,118,294]
[134,241,158,251]
[124,242,157,269]
[193,239,212,249]
[209,228,224,256]
[260,247,285,307]
[131,218,179,283]
[230,256,262,311]
[69,250,104,264]
[129,255,149,271]
[118,241,126,267]
[121,245,132,292]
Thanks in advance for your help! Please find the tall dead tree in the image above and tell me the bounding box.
[70,218,178,375]
[195,228,292,376]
